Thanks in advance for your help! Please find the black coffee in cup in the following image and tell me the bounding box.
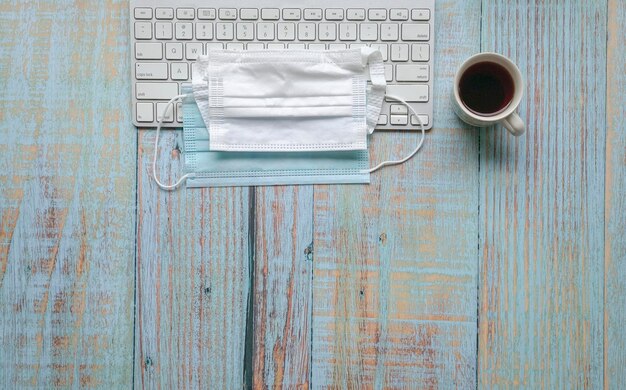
[458,61,514,116]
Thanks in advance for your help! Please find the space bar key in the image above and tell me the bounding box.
[136,82,179,100]
[385,85,429,102]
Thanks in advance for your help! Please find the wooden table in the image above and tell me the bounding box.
[1,0,624,388]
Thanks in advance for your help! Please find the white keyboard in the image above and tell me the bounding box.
[130,0,434,130]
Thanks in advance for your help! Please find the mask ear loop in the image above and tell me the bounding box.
[367,94,426,173]
[152,94,196,191]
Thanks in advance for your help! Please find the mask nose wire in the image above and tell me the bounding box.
[152,94,195,191]
[367,94,426,173]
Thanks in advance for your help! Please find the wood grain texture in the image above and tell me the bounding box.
[311,1,482,387]
[0,0,136,387]
[605,0,626,387]
[135,130,250,389]
[252,186,313,388]
[477,1,607,388]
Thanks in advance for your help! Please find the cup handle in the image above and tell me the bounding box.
[501,112,525,136]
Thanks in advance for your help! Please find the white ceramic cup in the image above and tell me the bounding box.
[452,52,525,136]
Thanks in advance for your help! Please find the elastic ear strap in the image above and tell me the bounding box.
[152,94,195,191]
[367,94,426,173]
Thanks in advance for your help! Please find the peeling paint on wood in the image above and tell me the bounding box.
[253,186,313,388]
[135,130,250,389]
[478,1,607,388]
[0,1,135,387]
[605,0,626,387]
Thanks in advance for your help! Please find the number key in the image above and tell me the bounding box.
[318,23,336,41]
[216,22,234,40]
[298,23,315,40]
[175,22,192,40]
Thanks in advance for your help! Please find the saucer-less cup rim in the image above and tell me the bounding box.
[453,52,524,123]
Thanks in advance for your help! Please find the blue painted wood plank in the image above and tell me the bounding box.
[252,186,313,388]
[478,1,607,388]
[0,0,135,387]
[135,130,250,388]
[606,0,626,386]
[311,1,482,387]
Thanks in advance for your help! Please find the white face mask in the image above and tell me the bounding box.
[152,47,426,190]
[192,47,386,152]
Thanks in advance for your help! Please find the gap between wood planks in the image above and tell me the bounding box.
[243,188,256,389]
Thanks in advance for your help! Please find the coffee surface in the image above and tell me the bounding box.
[459,61,514,116]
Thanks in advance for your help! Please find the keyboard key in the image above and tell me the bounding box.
[156,8,174,20]
[326,9,344,20]
[136,82,179,100]
[134,22,152,39]
[283,9,301,20]
[411,9,430,21]
[390,9,409,21]
[175,22,193,40]
[380,23,399,41]
[339,23,357,41]
[186,42,203,59]
[267,43,285,49]
[196,22,213,40]
[308,43,326,50]
[402,24,429,41]
[288,43,306,49]
[318,23,336,41]
[226,43,245,50]
[298,23,315,40]
[156,102,174,122]
[277,23,295,40]
[198,8,216,20]
[257,23,275,40]
[219,9,237,20]
[390,43,409,61]
[136,102,153,122]
[390,104,407,114]
[384,64,393,81]
[411,43,429,61]
[410,114,429,126]
[347,9,365,21]
[136,62,168,80]
[171,62,188,80]
[385,85,428,102]
[304,9,322,20]
[261,9,280,20]
[165,42,183,59]
[206,42,224,51]
[135,42,162,59]
[396,64,429,81]
[329,43,347,50]
[176,8,194,20]
[370,43,388,61]
[359,23,377,41]
[135,8,152,20]
[240,9,258,20]
[216,23,234,40]
[155,22,173,39]
[237,23,254,40]
[350,43,367,49]
[368,9,387,21]
[377,114,388,125]
[390,114,408,125]
[247,42,265,49]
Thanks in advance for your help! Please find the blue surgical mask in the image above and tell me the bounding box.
[181,85,371,187]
